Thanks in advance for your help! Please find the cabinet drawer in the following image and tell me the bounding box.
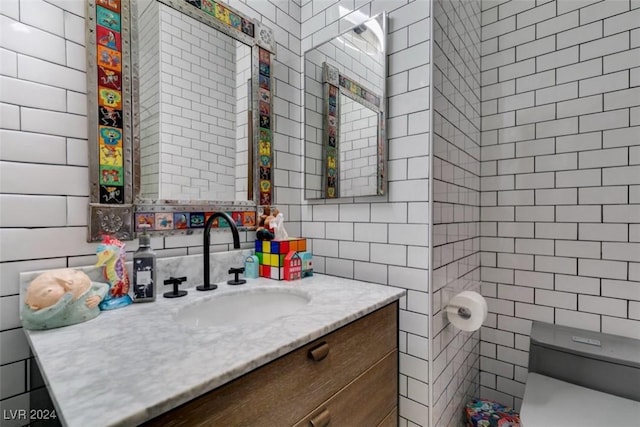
[145,302,398,427]
[294,350,398,427]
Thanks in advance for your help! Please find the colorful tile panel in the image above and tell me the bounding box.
[184,0,254,37]
[94,1,124,204]
[325,83,339,198]
[133,211,257,232]
[258,47,273,207]
[338,74,381,108]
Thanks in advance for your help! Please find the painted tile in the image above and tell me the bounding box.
[135,213,155,231]
[231,212,243,226]
[190,212,205,228]
[241,18,254,37]
[184,0,201,8]
[214,3,230,25]
[96,0,121,13]
[98,66,121,90]
[259,155,271,167]
[259,101,270,116]
[260,114,270,129]
[259,140,270,156]
[100,185,123,203]
[98,87,122,109]
[155,213,174,230]
[97,25,121,51]
[96,6,121,32]
[98,126,122,147]
[243,211,256,227]
[259,88,270,103]
[97,45,121,72]
[259,166,271,180]
[229,12,241,30]
[260,180,271,193]
[99,106,123,128]
[259,192,271,205]
[173,213,190,229]
[99,165,123,185]
[99,143,123,166]
[201,0,215,16]
[259,75,270,90]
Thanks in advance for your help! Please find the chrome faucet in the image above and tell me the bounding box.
[197,212,241,291]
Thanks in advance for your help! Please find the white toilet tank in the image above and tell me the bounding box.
[521,321,640,426]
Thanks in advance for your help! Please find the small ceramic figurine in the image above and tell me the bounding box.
[21,269,109,330]
[271,209,288,240]
[95,235,133,310]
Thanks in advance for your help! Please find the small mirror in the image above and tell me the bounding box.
[303,12,387,199]
[134,0,252,202]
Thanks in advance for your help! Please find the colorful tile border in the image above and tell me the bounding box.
[325,84,339,198]
[258,47,273,206]
[338,74,381,108]
[183,0,254,37]
[134,210,256,232]
[95,0,124,205]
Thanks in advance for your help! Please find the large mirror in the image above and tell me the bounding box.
[304,12,387,199]
[86,0,276,240]
[134,0,252,202]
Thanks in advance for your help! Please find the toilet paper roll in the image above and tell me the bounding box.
[446,291,488,332]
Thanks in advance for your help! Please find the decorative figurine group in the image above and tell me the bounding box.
[256,206,288,241]
[22,235,133,330]
[23,206,291,330]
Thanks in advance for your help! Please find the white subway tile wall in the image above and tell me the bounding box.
[0,0,301,424]
[480,0,640,412]
[431,0,481,425]
[301,1,432,425]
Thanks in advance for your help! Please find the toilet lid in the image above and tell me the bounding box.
[521,373,640,426]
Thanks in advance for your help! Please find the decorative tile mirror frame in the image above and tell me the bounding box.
[86,0,275,241]
[303,11,387,200]
[322,62,384,198]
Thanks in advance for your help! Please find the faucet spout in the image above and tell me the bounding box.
[198,212,241,291]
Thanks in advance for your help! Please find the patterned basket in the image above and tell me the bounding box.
[465,398,521,427]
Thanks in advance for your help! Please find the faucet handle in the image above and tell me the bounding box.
[163,276,187,298]
[228,267,246,286]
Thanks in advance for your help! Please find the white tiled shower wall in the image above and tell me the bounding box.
[479,0,640,411]
[431,0,481,425]
[301,1,432,425]
[0,0,301,424]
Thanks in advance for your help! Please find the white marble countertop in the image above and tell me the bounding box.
[23,274,404,427]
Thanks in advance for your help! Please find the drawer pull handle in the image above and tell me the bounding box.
[309,408,330,427]
[308,342,329,361]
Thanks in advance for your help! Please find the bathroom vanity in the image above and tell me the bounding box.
[21,274,404,426]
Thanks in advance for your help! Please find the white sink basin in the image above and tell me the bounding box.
[175,288,311,328]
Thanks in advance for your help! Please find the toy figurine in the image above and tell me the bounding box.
[95,235,133,310]
[256,206,275,241]
[21,269,109,330]
[271,209,288,240]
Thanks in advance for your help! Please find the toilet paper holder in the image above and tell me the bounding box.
[443,289,488,332]
[447,304,472,319]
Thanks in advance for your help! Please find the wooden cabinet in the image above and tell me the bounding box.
[145,302,398,426]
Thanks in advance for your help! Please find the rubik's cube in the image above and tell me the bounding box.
[255,238,307,280]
